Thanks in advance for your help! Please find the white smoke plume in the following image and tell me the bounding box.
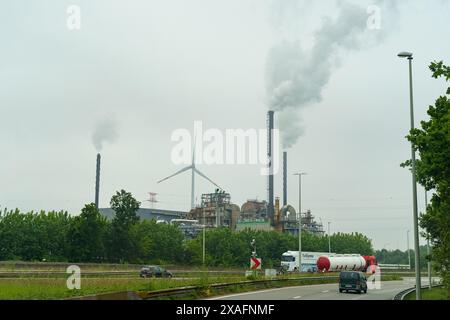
[92,115,119,152]
[266,0,398,149]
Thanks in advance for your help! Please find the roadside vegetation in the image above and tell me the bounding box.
[0,272,404,300]
[375,246,436,271]
[405,287,449,300]
[0,190,374,268]
[0,276,244,300]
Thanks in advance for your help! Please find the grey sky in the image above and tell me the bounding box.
[1,0,449,251]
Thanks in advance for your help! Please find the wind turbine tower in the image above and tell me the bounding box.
[158,148,222,209]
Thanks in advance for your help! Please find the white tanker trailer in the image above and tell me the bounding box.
[316,254,368,272]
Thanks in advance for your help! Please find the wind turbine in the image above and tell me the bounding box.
[157,145,222,209]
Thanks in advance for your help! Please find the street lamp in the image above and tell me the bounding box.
[398,51,422,300]
[293,172,307,273]
[203,211,206,265]
[328,222,331,253]
[407,230,411,269]
[425,190,432,289]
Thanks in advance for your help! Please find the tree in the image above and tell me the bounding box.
[0,208,71,262]
[375,246,431,270]
[402,61,450,297]
[110,190,141,227]
[68,203,107,262]
[108,190,141,263]
[184,229,374,268]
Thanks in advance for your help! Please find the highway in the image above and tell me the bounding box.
[208,278,435,300]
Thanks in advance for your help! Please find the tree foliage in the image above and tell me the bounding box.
[0,191,373,267]
[108,190,142,263]
[375,246,431,270]
[67,203,107,262]
[185,228,373,268]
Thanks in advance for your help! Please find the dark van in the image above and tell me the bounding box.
[339,271,367,294]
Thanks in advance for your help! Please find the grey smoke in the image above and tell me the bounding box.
[266,0,397,149]
[92,116,119,151]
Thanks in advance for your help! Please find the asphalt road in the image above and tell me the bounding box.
[208,278,436,300]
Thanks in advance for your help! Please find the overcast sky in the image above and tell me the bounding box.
[1,0,449,251]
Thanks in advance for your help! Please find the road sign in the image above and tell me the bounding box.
[250,257,261,270]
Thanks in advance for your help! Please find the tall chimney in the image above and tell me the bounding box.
[267,111,275,223]
[283,151,287,206]
[95,153,101,209]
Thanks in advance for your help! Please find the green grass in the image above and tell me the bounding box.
[405,287,449,300]
[0,276,245,300]
[0,264,407,300]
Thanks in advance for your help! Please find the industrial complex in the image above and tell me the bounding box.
[98,111,325,239]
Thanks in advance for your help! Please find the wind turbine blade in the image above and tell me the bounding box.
[194,168,222,189]
[157,166,193,184]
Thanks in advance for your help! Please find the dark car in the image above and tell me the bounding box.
[339,271,367,294]
[140,265,173,278]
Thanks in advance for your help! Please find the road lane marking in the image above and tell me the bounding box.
[207,287,291,300]
[322,290,329,293]
[293,296,302,299]
[206,283,336,300]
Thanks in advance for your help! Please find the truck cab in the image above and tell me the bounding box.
[281,252,298,272]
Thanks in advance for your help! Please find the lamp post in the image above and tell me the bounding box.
[203,210,206,266]
[425,190,432,289]
[398,51,421,300]
[328,222,331,253]
[293,172,307,273]
[407,230,411,269]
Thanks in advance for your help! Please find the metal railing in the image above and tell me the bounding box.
[139,276,339,300]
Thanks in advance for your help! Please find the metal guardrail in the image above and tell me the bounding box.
[138,276,340,300]
[0,270,243,278]
[393,284,443,300]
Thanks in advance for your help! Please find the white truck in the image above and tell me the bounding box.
[281,251,334,272]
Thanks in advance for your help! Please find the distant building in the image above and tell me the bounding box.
[236,220,273,232]
[99,208,187,223]
[187,190,240,230]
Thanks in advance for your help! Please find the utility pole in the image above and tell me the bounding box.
[425,191,432,289]
[328,222,331,253]
[203,210,206,266]
[407,230,411,270]
[293,173,307,273]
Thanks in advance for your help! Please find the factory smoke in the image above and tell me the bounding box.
[92,116,119,151]
[266,0,397,149]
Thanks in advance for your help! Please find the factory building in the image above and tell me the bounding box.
[99,208,187,223]
[235,197,325,236]
[187,190,240,230]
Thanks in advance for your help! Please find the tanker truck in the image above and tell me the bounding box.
[316,254,378,273]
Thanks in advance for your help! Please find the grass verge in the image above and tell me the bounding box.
[405,287,449,300]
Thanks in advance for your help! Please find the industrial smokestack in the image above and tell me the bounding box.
[95,153,101,209]
[283,151,287,206]
[267,111,275,223]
